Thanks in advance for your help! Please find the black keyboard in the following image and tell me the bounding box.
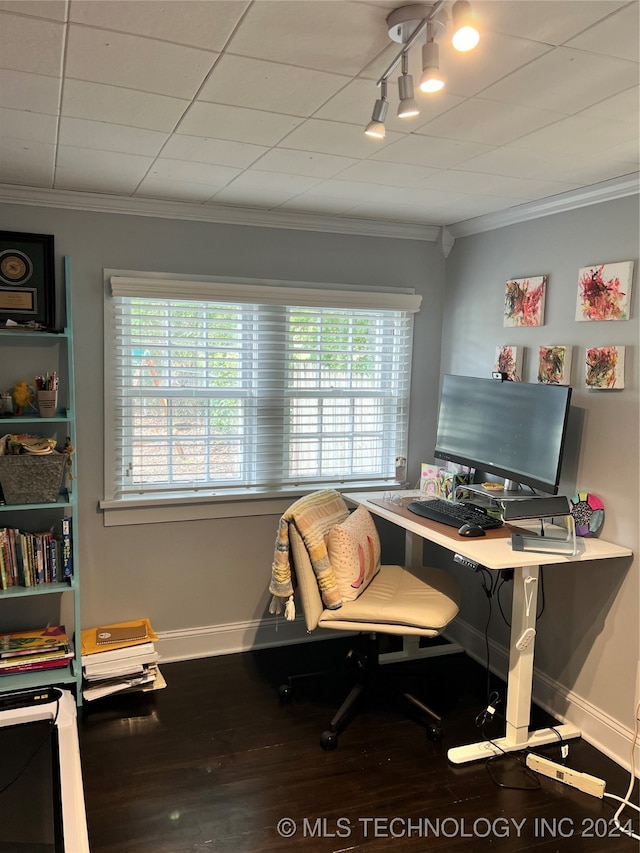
[406,499,503,530]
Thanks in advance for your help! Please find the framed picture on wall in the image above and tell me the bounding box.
[538,345,573,385]
[504,275,546,327]
[576,261,633,321]
[585,345,625,390]
[0,231,55,329]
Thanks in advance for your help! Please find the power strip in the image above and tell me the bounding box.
[526,754,606,798]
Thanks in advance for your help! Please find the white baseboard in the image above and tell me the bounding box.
[156,616,347,663]
[446,618,640,777]
[156,615,638,775]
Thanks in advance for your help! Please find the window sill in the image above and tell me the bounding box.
[99,483,399,526]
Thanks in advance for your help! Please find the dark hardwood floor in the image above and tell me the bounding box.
[79,638,639,853]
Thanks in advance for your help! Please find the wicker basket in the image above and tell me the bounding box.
[0,452,68,504]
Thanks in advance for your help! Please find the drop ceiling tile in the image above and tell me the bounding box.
[510,114,639,158]
[162,134,267,169]
[222,169,320,195]
[277,118,403,159]
[0,11,64,76]
[278,195,361,216]
[250,148,358,179]
[69,0,249,51]
[0,1,67,20]
[566,3,639,62]
[0,107,57,144]
[457,144,638,185]
[335,159,437,187]
[603,140,640,165]
[135,177,219,204]
[65,24,217,99]
[0,68,60,114]
[199,55,350,117]
[147,158,241,188]
[0,137,55,185]
[371,133,492,169]
[61,79,189,132]
[576,86,640,126]
[178,101,303,147]
[54,145,153,193]
[210,186,300,209]
[481,47,639,114]
[58,117,168,157]
[417,97,563,146]
[420,169,579,199]
[227,1,387,76]
[439,31,553,99]
[476,1,627,45]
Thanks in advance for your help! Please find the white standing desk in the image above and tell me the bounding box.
[343,491,632,765]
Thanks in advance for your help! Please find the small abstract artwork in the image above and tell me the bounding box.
[504,275,546,327]
[569,492,604,537]
[575,261,634,321]
[494,345,523,380]
[585,345,625,390]
[538,345,572,386]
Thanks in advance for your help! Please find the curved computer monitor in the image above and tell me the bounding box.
[433,375,572,495]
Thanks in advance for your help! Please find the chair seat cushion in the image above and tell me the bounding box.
[327,506,381,601]
[318,564,459,636]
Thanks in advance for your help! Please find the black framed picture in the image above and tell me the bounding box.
[0,231,55,329]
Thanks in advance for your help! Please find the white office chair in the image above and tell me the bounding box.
[270,490,460,749]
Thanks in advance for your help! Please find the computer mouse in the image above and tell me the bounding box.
[458,523,486,537]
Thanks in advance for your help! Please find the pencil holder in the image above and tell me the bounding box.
[37,390,58,417]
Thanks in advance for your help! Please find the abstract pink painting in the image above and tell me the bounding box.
[585,346,625,390]
[576,261,633,321]
[494,345,523,380]
[538,345,572,386]
[504,276,546,327]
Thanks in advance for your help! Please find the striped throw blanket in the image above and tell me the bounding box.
[269,490,350,620]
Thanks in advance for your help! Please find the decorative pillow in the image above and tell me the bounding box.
[327,506,381,601]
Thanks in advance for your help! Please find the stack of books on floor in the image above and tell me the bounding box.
[81,618,165,702]
[0,625,73,675]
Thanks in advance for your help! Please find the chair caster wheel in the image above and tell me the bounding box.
[278,684,292,702]
[320,730,338,750]
[427,724,442,742]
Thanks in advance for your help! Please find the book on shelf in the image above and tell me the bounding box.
[0,626,72,674]
[61,515,73,578]
[0,526,66,590]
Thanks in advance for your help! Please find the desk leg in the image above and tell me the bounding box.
[448,564,580,764]
[381,530,464,665]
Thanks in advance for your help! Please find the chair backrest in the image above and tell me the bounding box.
[289,524,324,633]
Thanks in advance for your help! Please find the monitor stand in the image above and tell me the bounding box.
[0,688,89,852]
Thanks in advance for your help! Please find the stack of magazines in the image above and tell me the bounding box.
[0,625,73,675]
[81,618,164,702]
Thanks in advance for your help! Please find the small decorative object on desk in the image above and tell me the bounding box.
[570,492,604,537]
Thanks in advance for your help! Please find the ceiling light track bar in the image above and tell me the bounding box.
[376,0,447,86]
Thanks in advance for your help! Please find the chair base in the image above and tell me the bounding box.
[279,633,444,750]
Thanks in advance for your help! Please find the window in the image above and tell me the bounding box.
[104,274,420,506]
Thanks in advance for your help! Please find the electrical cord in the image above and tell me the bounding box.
[602,700,640,841]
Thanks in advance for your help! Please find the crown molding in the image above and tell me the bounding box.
[0,184,440,242]
[447,172,640,238]
[0,173,636,244]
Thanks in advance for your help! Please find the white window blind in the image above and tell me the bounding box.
[105,276,418,501]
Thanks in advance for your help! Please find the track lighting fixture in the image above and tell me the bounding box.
[419,23,445,93]
[364,79,389,138]
[451,0,479,51]
[397,53,419,117]
[364,1,479,136]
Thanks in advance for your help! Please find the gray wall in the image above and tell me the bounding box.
[440,195,639,755]
[0,202,445,632]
